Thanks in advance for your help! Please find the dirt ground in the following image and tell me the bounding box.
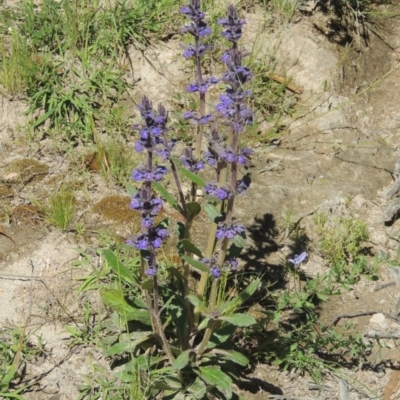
[1,2,400,399]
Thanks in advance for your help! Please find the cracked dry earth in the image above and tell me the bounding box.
[2,3,400,400]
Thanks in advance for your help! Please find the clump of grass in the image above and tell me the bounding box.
[246,59,299,141]
[0,32,39,98]
[314,213,369,266]
[42,189,76,230]
[0,0,181,143]
[96,138,139,186]
[0,326,44,397]
[257,0,299,21]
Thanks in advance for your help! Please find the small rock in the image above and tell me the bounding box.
[369,313,389,331]
[2,172,18,182]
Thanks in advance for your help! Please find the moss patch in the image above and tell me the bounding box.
[92,196,142,228]
[11,204,42,226]
[0,185,13,198]
[5,158,49,184]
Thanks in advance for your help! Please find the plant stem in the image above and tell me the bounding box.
[153,274,175,363]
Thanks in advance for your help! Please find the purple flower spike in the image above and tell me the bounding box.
[288,252,308,268]
[218,5,246,43]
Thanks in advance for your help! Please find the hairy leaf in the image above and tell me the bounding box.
[100,288,151,325]
[178,239,203,258]
[172,349,192,370]
[199,366,232,399]
[181,255,208,272]
[153,181,183,214]
[218,313,256,327]
[204,202,222,221]
[187,201,201,222]
[180,166,206,187]
[103,249,137,286]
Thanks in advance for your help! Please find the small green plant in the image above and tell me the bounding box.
[257,0,299,20]
[0,327,44,399]
[0,0,181,143]
[314,213,369,265]
[0,32,39,98]
[42,189,76,230]
[96,137,139,186]
[246,59,299,142]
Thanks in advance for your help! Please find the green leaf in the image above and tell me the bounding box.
[32,107,56,128]
[290,342,298,352]
[203,202,222,221]
[213,349,249,366]
[198,317,210,331]
[100,288,151,325]
[226,243,243,258]
[199,367,232,399]
[103,249,137,285]
[187,201,201,221]
[218,313,256,327]
[181,255,209,272]
[187,377,207,399]
[180,166,206,187]
[169,156,185,166]
[207,325,236,349]
[153,181,183,214]
[186,294,202,307]
[217,279,260,314]
[233,234,246,248]
[105,334,152,356]
[178,239,203,258]
[142,278,154,291]
[125,183,138,196]
[171,349,191,370]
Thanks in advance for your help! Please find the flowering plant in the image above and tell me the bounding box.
[101,1,260,398]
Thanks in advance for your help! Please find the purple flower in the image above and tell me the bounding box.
[145,266,157,276]
[181,148,204,172]
[214,187,231,201]
[211,266,221,278]
[288,252,308,268]
[216,222,245,240]
[237,148,253,165]
[219,148,236,163]
[218,5,246,43]
[224,258,238,270]
[131,168,153,182]
[180,1,205,22]
[185,77,219,93]
[236,179,249,194]
[126,226,168,251]
[141,216,154,228]
[202,151,217,167]
[130,190,163,216]
[183,111,213,125]
[152,165,168,181]
[182,44,209,59]
[205,183,231,200]
[126,234,149,250]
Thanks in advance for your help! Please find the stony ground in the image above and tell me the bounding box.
[1,2,400,399]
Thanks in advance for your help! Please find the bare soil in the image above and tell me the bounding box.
[1,2,400,399]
